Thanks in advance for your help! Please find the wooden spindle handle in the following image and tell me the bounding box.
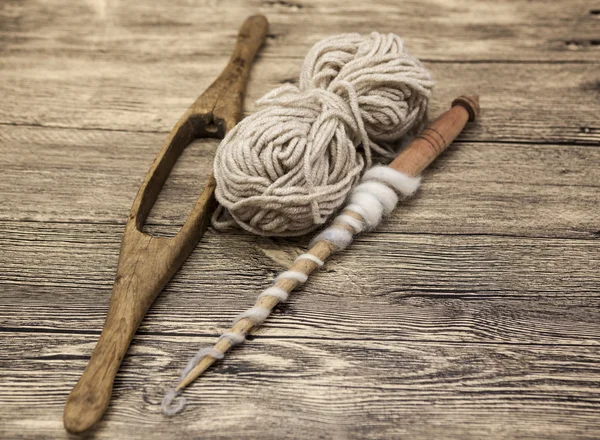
[390,95,480,176]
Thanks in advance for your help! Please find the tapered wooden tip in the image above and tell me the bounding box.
[238,15,269,44]
[246,14,268,28]
[64,391,107,433]
[451,95,480,121]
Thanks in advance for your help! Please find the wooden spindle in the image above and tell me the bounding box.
[174,95,480,395]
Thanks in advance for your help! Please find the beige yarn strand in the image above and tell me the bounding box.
[212,32,433,237]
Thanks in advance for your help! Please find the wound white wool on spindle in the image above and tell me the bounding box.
[294,253,325,267]
[162,347,226,415]
[362,165,421,196]
[353,181,398,214]
[233,306,271,325]
[180,347,224,381]
[309,227,354,251]
[312,166,421,250]
[348,193,385,228]
[218,331,246,345]
[212,32,433,237]
[166,272,307,416]
[258,286,289,302]
[334,214,365,233]
[275,270,309,283]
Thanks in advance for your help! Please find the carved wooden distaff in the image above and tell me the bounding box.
[170,95,481,405]
[63,15,269,434]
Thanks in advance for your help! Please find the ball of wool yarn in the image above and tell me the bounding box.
[212,32,434,237]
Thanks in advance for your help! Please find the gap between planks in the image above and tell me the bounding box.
[1,327,598,349]
[1,218,598,242]
[1,121,599,148]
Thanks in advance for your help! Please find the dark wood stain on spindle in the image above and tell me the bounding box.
[0,0,599,439]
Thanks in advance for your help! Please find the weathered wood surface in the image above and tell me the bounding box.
[1,0,599,438]
[2,58,599,145]
[2,128,598,238]
[2,0,599,62]
[2,222,599,335]
[3,332,600,439]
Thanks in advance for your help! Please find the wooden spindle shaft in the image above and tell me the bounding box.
[175,95,480,394]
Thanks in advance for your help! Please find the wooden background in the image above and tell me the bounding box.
[1,0,599,438]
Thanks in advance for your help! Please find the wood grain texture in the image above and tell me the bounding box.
[2,332,600,440]
[1,58,599,145]
[1,0,599,62]
[1,222,599,344]
[1,126,598,237]
[1,0,599,438]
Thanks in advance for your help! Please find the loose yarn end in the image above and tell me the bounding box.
[162,388,186,416]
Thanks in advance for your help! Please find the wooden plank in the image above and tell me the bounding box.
[2,0,599,63]
[1,0,599,438]
[1,220,598,304]
[3,287,600,346]
[2,218,598,348]
[0,56,598,145]
[1,332,599,439]
[1,126,598,237]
